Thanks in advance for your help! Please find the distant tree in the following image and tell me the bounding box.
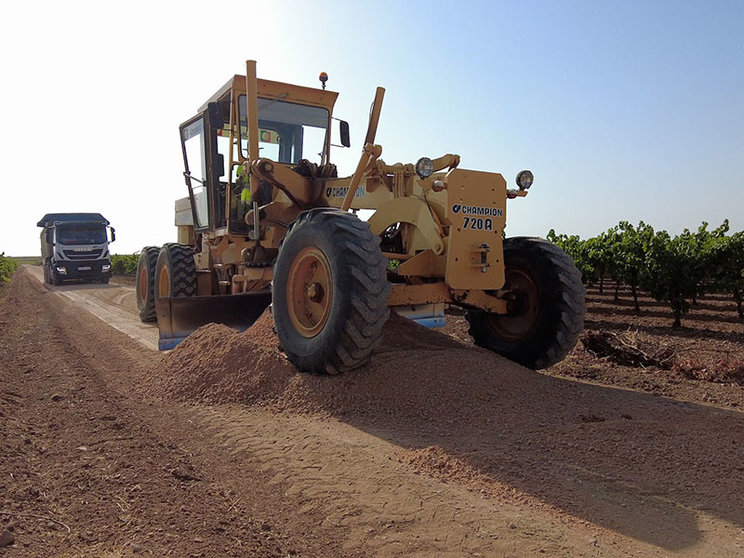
[711,231,744,330]
[584,229,620,294]
[614,221,655,312]
[690,220,729,303]
[643,226,712,328]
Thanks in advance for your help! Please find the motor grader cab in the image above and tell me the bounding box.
[136,60,585,373]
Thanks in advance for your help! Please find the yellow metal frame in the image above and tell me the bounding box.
[191,60,521,314]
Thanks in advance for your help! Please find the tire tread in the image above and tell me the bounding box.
[466,236,585,369]
[274,209,390,374]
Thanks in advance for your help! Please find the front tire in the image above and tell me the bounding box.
[465,237,585,369]
[272,209,390,374]
[155,243,197,299]
[136,246,160,322]
[51,266,62,286]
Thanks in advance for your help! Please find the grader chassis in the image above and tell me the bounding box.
[136,60,585,373]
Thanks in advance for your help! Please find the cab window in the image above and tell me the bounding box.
[238,96,329,164]
[181,118,209,230]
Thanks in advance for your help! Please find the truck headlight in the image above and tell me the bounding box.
[55,266,67,275]
[415,157,434,179]
[102,264,111,272]
[516,170,534,190]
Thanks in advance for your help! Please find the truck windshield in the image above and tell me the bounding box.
[56,225,106,245]
[239,95,329,164]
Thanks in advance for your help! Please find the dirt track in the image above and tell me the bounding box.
[2,266,744,557]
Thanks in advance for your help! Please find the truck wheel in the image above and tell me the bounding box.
[465,237,585,369]
[136,246,160,322]
[272,209,390,374]
[155,243,197,299]
[43,263,50,284]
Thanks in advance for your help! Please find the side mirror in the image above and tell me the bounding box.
[339,120,350,148]
[110,227,116,243]
[207,102,224,130]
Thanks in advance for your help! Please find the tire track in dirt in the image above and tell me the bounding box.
[9,265,744,556]
[0,269,300,557]
[24,265,157,350]
[182,405,581,558]
[144,312,744,557]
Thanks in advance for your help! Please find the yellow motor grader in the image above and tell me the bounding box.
[136,60,585,373]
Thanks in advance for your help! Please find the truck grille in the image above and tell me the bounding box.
[63,249,103,260]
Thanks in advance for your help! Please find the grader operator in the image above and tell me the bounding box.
[136,60,585,374]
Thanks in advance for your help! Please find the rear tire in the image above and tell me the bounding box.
[155,243,197,299]
[465,236,585,369]
[136,246,160,322]
[272,209,390,374]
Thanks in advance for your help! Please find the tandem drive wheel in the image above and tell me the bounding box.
[155,243,197,299]
[135,246,160,323]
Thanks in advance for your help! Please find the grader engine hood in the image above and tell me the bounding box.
[443,169,507,290]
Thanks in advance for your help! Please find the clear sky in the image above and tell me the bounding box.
[1,0,742,256]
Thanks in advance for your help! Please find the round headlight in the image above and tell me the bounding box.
[415,157,434,179]
[516,170,534,190]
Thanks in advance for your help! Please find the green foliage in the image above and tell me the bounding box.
[11,256,42,265]
[548,219,741,329]
[546,229,594,283]
[613,221,654,312]
[710,231,744,320]
[110,253,139,275]
[584,228,621,293]
[0,252,18,283]
[641,229,702,328]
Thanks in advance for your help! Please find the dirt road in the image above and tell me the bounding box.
[2,266,744,556]
[23,265,158,350]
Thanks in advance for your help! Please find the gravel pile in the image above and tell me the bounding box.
[145,311,536,421]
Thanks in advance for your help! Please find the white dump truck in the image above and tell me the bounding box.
[38,213,116,285]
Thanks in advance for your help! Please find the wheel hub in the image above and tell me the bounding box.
[287,247,333,338]
[306,282,325,303]
[138,266,148,302]
[487,268,539,340]
[158,266,171,298]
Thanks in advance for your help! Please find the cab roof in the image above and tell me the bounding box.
[37,213,109,227]
[198,75,339,114]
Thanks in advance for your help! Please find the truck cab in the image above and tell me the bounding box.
[37,213,115,285]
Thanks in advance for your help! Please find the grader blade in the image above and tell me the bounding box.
[155,292,272,350]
